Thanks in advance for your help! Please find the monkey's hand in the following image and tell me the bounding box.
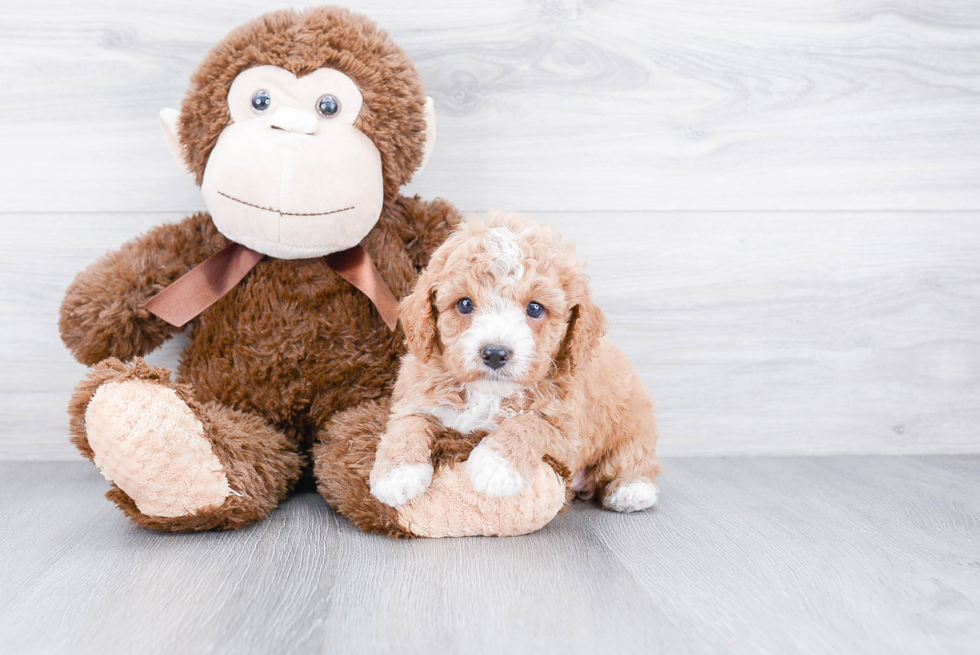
[59,212,224,365]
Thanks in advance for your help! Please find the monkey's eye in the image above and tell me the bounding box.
[251,90,272,113]
[526,302,546,319]
[456,298,474,315]
[316,94,341,118]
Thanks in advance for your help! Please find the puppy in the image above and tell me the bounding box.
[370,212,661,513]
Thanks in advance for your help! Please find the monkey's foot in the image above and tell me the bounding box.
[397,461,566,538]
[315,398,571,539]
[81,365,232,518]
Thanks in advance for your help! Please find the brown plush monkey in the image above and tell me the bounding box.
[60,6,565,536]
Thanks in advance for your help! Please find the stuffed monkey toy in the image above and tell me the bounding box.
[59,6,566,537]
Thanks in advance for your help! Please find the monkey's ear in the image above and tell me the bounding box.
[415,97,437,174]
[159,108,193,177]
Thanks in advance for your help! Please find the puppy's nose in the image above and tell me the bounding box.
[481,345,511,370]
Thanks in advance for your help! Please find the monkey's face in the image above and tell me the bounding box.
[199,65,385,259]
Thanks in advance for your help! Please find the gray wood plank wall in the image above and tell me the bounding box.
[1,0,978,458]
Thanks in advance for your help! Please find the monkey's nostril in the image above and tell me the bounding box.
[481,345,510,370]
[268,107,318,135]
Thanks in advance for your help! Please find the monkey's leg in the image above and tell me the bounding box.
[312,398,415,537]
[69,358,303,531]
[313,398,569,538]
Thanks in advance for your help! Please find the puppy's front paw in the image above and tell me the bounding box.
[603,480,659,513]
[465,443,528,497]
[370,463,434,507]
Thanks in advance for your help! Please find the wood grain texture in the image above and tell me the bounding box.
[0,0,979,212]
[2,211,979,459]
[1,0,979,459]
[0,456,977,654]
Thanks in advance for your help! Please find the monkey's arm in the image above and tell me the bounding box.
[389,195,461,272]
[59,212,224,365]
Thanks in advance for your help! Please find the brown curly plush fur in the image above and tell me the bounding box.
[179,6,428,198]
[313,399,415,538]
[59,7,459,531]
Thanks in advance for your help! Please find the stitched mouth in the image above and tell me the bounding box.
[217,190,354,217]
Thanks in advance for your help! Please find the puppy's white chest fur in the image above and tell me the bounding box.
[427,388,516,434]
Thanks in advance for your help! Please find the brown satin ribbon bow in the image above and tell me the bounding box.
[142,242,399,331]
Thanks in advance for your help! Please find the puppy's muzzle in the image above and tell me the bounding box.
[481,344,511,370]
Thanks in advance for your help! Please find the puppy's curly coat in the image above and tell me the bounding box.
[371,212,662,513]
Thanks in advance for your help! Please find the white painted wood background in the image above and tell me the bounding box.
[1,0,979,458]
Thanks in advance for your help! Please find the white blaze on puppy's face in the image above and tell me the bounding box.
[431,221,573,392]
[449,228,533,390]
[197,66,384,259]
[488,226,525,284]
[458,296,535,380]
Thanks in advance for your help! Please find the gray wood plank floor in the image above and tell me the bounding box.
[1,456,977,655]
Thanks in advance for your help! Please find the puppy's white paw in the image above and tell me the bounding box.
[370,463,434,507]
[603,480,659,513]
[465,443,528,497]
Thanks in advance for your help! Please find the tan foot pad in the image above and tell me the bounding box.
[85,380,232,518]
[396,462,565,538]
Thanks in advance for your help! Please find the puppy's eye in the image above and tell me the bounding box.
[456,298,474,315]
[251,90,272,113]
[526,302,546,319]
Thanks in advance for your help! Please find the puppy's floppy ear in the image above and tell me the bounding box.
[556,294,607,375]
[399,259,444,363]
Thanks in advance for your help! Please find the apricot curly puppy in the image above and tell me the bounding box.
[370,212,661,513]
